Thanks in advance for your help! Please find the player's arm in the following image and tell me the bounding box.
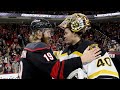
[26,49,83,79]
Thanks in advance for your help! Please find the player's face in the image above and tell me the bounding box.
[43,29,52,41]
[64,28,75,44]
[36,30,43,40]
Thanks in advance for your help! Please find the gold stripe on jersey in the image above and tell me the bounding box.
[61,51,83,57]
[59,51,83,61]
[88,70,119,79]
[61,53,68,57]
[72,51,83,57]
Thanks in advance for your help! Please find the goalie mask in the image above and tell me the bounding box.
[59,13,91,33]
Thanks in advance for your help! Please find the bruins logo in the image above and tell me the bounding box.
[89,44,98,50]
[71,18,84,32]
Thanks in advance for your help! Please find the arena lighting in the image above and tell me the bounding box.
[94,12,120,17]
[21,14,94,19]
[21,13,68,18]
[0,12,89,19]
[0,13,10,16]
[21,14,52,18]
[0,12,21,17]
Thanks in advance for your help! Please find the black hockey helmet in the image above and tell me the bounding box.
[30,18,52,32]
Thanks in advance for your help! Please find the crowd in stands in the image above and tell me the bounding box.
[0,20,119,75]
[0,24,31,74]
[91,21,120,51]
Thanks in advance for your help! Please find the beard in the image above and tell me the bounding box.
[42,37,51,44]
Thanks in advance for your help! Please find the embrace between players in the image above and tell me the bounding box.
[19,13,120,79]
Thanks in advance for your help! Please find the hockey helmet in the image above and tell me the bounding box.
[30,18,52,32]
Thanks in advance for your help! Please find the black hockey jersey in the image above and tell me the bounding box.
[59,40,119,79]
[19,42,83,79]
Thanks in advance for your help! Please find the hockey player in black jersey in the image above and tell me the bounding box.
[19,18,101,79]
[58,13,119,79]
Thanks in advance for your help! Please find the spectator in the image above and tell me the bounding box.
[0,60,4,74]
[12,60,19,73]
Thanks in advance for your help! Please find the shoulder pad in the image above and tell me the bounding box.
[24,42,50,52]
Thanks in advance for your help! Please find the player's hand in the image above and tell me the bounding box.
[81,46,101,64]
